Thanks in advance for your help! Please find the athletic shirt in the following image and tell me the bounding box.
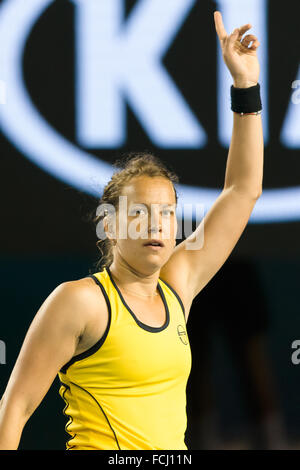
[58,267,192,450]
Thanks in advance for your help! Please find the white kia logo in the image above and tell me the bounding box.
[0,0,299,222]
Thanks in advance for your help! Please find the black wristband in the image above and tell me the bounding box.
[231,83,262,114]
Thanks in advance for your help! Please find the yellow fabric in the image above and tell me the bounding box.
[58,267,192,450]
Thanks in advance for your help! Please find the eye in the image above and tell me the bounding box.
[128,206,147,216]
[162,208,174,216]
[136,209,146,215]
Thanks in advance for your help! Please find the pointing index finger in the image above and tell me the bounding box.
[214,11,227,42]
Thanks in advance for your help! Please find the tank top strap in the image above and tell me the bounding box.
[157,277,186,325]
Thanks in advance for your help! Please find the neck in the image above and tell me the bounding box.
[108,260,160,298]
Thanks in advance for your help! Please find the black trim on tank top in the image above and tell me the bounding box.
[158,278,186,324]
[68,380,121,450]
[106,267,170,333]
[59,275,111,374]
[60,381,77,448]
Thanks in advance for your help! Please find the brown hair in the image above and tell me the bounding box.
[91,151,179,272]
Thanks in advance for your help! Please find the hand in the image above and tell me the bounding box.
[214,11,260,88]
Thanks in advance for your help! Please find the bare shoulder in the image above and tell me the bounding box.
[160,247,194,320]
[35,275,106,336]
[59,276,110,355]
[56,276,107,322]
[0,276,109,420]
[61,275,103,298]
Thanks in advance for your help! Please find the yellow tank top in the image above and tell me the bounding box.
[58,267,192,450]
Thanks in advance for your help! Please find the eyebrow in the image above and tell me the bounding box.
[128,203,176,208]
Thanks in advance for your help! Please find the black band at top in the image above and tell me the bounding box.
[231,83,262,114]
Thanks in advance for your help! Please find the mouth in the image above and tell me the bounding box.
[143,239,165,250]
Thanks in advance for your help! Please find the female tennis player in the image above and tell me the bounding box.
[0,11,263,450]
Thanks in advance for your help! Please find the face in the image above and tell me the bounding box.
[107,176,177,274]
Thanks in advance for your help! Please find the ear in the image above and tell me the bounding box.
[103,213,116,242]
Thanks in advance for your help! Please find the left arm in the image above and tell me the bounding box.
[160,11,263,313]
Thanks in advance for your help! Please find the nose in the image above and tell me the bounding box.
[149,226,162,236]
[149,223,162,235]
[148,208,162,234]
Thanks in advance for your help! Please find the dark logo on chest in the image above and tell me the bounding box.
[177,324,188,345]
